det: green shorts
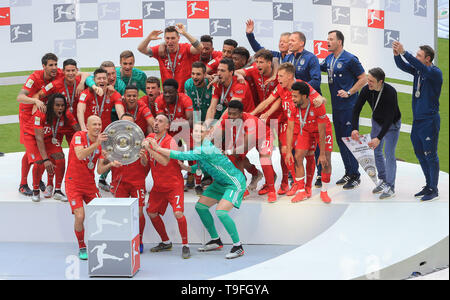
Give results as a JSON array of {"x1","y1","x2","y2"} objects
[{"x1": 202, "y1": 181, "x2": 245, "y2": 209}]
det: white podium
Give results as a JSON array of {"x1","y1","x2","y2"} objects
[{"x1": 86, "y1": 198, "x2": 140, "y2": 277}]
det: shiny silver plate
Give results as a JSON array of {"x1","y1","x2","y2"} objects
[{"x1": 101, "y1": 120, "x2": 145, "y2": 165}]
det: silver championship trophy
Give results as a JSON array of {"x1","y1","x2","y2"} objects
[{"x1": 102, "y1": 120, "x2": 145, "y2": 165}]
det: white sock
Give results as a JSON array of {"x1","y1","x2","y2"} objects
[
  {"x1": 295, "y1": 177, "x2": 304, "y2": 182},
  {"x1": 162, "y1": 240, "x2": 171, "y2": 245},
  {"x1": 182, "y1": 243, "x2": 189, "y2": 247},
  {"x1": 233, "y1": 241, "x2": 242, "y2": 247},
  {"x1": 321, "y1": 182, "x2": 328, "y2": 192}
]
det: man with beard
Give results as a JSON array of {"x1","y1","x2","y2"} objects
[
  {"x1": 139, "y1": 76, "x2": 161, "y2": 117},
  {"x1": 116, "y1": 86, "x2": 154, "y2": 135}
]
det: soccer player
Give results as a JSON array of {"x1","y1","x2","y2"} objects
[
  {"x1": 286, "y1": 82, "x2": 333, "y2": 203},
  {"x1": 78, "y1": 68, "x2": 124, "y2": 192},
  {"x1": 245, "y1": 19, "x2": 290, "y2": 64},
  {"x1": 320, "y1": 30, "x2": 367, "y2": 190},
  {"x1": 32, "y1": 59, "x2": 89, "y2": 197},
  {"x1": 117, "y1": 50, "x2": 147, "y2": 93},
  {"x1": 85, "y1": 61, "x2": 127, "y2": 96},
  {"x1": 252, "y1": 63, "x2": 325, "y2": 196},
  {"x1": 137, "y1": 24, "x2": 203, "y2": 92},
  {"x1": 184, "y1": 62, "x2": 214, "y2": 193},
  {"x1": 139, "y1": 76, "x2": 161, "y2": 117},
  {"x1": 192, "y1": 35, "x2": 222, "y2": 67},
  {"x1": 141, "y1": 114, "x2": 190, "y2": 259},
  {"x1": 65, "y1": 115, "x2": 114, "y2": 260},
  {"x1": 205, "y1": 58, "x2": 255, "y2": 124},
  {"x1": 17, "y1": 53, "x2": 64, "y2": 196},
  {"x1": 117, "y1": 86, "x2": 154, "y2": 135},
  {"x1": 77, "y1": 68, "x2": 124, "y2": 132},
  {"x1": 24, "y1": 93, "x2": 80, "y2": 202},
  {"x1": 206, "y1": 39, "x2": 238, "y2": 75},
  {"x1": 393, "y1": 41, "x2": 443, "y2": 201},
  {"x1": 147, "y1": 122, "x2": 246, "y2": 259},
  {"x1": 217, "y1": 100, "x2": 277, "y2": 203},
  {"x1": 98, "y1": 113, "x2": 150, "y2": 254}
]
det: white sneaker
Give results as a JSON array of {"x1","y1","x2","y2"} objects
[
  {"x1": 53, "y1": 190, "x2": 68, "y2": 202},
  {"x1": 31, "y1": 190, "x2": 40, "y2": 202},
  {"x1": 43, "y1": 185, "x2": 54, "y2": 198},
  {"x1": 379, "y1": 186, "x2": 396, "y2": 200},
  {"x1": 248, "y1": 170, "x2": 263, "y2": 191},
  {"x1": 225, "y1": 245, "x2": 245, "y2": 259}
]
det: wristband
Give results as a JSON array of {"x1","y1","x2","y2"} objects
[{"x1": 43, "y1": 158, "x2": 50, "y2": 163}]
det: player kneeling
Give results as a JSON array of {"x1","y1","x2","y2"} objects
[
  {"x1": 286, "y1": 82, "x2": 333, "y2": 204},
  {"x1": 147, "y1": 122, "x2": 246, "y2": 259}
]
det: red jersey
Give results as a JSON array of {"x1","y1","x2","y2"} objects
[
  {"x1": 150, "y1": 43, "x2": 194, "y2": 93},
  {"x1": 111, "y1": 159, "x2": 150, "y2": 186},
  {"x1": 79, "y1": 88, "x2": 123, "y2": 131},
  {"x1": 20, "y1": 69, "x2": 65, "y2": 115},
  {"x1": 242, "y1": 64, "x2": 281, "y2": 120},
  {"x1": 206, "y1": 56, "x2": 221, "y2": 74},
  {"x1": 139, "y1": 95, "x2": 158, "y2": 118},
  {"x1": 118, "y1": 101, "x2": 153, "y2": 136},
  {"x1": 288, "y1": 99, "x2": 332, "y2": 134},
  {"x1": 271, "y1": 80, "x2": 320, "y2": 123},
  {"x1": 220, "y1": 112, "x2": 268, "y2": 146},
  {"x1": 66, "y1": 131, "x2": 102, "y2": 189},
  {"x1": 212, "y1": 76, "x2": 255, "y2": 113},
  {"x1": 40, "y1": 76, "x2": 83, "y2": 120},
  {"x1": 155, "y1": 93, "x2": 193, "y2": 135},
  {"x1": 146, "y1": 133, "x2": 184, "y2": 192},
  {"x1": 27, "y1": 110, "x2": 77, "y2": 139},
  {"x1": 193, "y1": 51, "x2": 222, "y2": 68}
]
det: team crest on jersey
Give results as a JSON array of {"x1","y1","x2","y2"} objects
[
  {"x1": 337, "y1": 63, "x2": 343, "y2": 69},
  {"x1": 25, "y1": 79, "x2": 34, "y2": 88},
  {"x1": 310, "y1": 112, "x2": 314, "y2": 117},
  {"x1": 300, "y1": 59, "x2": 305, "y2": 65},
  {"x1": 75, "y1": 136, "x2": 82, "y2": 145}
]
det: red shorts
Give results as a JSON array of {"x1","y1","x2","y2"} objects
[
  {"x1": 111, "y1": 181, "x2": 146, "y2": 207},
  {"x1": 295, "y1": 130, "x2": 333, "y2": 152},
  {"x1": 23, "y1": 134, "x2": 63, "y2": 163},
  {"x1": 278, "y1": 122, "x2": 298, "y2": 149},
  {"x1": 146, "y1": 186, "x2": 184, "y2": 216},
  {"x1": 65, "y1": 182, "x2": 100, "y2": 214}
]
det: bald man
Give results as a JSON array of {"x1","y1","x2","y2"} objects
[{"x1": 65, "y1": 115, "x2": 118, "y2": 260}]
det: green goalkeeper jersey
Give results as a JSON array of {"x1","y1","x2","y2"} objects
[{"x1": 170, "y1": 139, "x2": 246, "y2": 189}]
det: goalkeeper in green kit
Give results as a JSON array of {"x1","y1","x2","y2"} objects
[{"x1": 145, "y1": 122, "x2": 246, "y2": 259}]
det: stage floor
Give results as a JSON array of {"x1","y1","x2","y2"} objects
[{"x1": 0, "y1": 149, "x2": 448, "y2": 280}]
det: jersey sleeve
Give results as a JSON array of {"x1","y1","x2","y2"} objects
[
  {"x1": 155, "y1": 96, "x2": 164, "y2": 114},
  {"x1": 33, "y1": 111, "x2": 46, "y2": 130},
  {"x1": 150, "y1": 45, "x2": 161, "y2": 59},
  {"x1": 315, "y1": 104, "x2": 328, "y2": 124},
  {"x1": 271, "y1": 85, "x2": 282, "y2": 99},
  {"x1": 141, "y1": 105, "x2": 153, "y2": 120},
  {"x1": 41, "y1": 81, "x2": 56, "y2": 97},
  {"x1": 23, "y1": 73, "x2": 40, "y2": 95},
  {"x1": 112, "y1": 92, "x2": 123, "y2": 105},
  {"x1": 170, "y1": 149, "x2": 202, "y2": 161},
  {"x1": 231, "y1": 83, "x2": 246, "y2": 100},
  {"x1": 349, "y1": 55, "x2": 366, "y2": 77},
  {"x1": 79, "y1": 89, "x2": 90, "y2": 104}
]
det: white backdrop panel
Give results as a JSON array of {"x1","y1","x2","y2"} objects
[{"x1": 0, "y1": 0, "x2": 436, "y2": 81}]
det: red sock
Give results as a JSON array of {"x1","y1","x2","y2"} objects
[
  {"x1": 150, "y1": 215, "x2": 169, "y2": 242},
  {"x1": 261, "y1": 164, "x2": 275, "y2": 190},
  {"x1": 75, "y1": 229, "x2": 86, "y2": 249},
  {"x1": 139, "y1": 214, "x2": 146, "y2": 244},
  {"x1": 47, "y1": 172, "x2": 54, "y2": 188},
  {"x1": 21, "y1": 154, "x2": 30, "y2": 185},
  {"x1": 176, "y1": 215, "x2": 188, "y2": 245},
  {"x1": 305, "y1": 155, "x2": 315, "y2": 189},
  {"x1": 55, "y1": 159, "x2": 65, "y2": 190},
  {"x1": 194, "y1": 174, "x2": 202, "y2": 185},
  {"x1": 321, "y1": 172, "x2": 331, "y2": 184},
  {"x1": 280, "y1": 154, "x2": 289, "y2": 185},
  {"x1": 246, "y1": 164, "x2": 259, "y2": 177},
  {"x1": 32, "y1": 163, "x2": 45, "y2": 190}
]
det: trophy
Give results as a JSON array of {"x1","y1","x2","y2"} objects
[{"x1": 102, "y1": 120, "x2": 145, "y2": 165}]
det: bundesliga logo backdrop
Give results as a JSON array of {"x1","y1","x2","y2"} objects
[{"x1": 0, "y1": 0, "x2": 432, "y2": 69}]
